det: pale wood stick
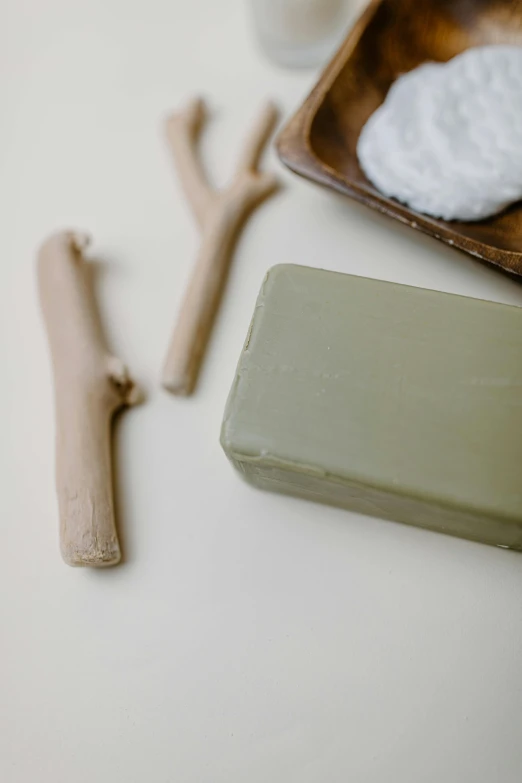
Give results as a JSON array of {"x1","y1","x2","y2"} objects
[
  {"x1": 38, "y1": 231, "x2": 140, "y2": 567},
  {"x1": 162, "y1": 98, "x2": 279, "y2": 396}
]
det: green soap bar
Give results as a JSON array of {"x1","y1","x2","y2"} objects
[{"x1": 221, "y1": 264, "x2": 522, "y2": 550}]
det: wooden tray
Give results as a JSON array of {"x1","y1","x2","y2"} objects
[{"x1": 276, "y1": 0, "x2": 522, "y2": 276}]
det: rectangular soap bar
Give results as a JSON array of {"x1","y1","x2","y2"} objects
[{"x1": 221, "y1": 264, "x2": 522, "y2": 550}]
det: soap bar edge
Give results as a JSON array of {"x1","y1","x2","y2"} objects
[
  {"x1": 228, "y1": 455, "x2": 522, "y2": 551},
  {"x1": 221, "y1": 264, "x2": 288, "y2": 457}
]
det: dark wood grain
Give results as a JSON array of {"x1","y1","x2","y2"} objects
[{"x1": 276, "y1": 0, "x2": 522, "y2": 276}]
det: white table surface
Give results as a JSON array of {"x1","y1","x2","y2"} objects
[{"x1": 3, "y1": 1, "x2": 522, "y2": 781}]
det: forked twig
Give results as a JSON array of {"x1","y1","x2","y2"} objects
[{"x1": 162, "y1": 98, "x2": 279, "y2": 395}]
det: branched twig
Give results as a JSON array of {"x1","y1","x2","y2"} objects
[{"x1": 162, "y1": 98, "x2": 279, "y2": 395}]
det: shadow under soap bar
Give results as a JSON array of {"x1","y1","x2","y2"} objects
[{"x1": 221, "y1": 265, "x2": 522, "y2": 550}]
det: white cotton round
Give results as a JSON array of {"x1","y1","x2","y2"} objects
[{"x1": 356, "y1": 45, "x2": 522, "y2": 222}]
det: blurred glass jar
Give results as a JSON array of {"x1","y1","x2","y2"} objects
[{"x1": 249, "y1": 0, "x2": 350, "y2": 68}]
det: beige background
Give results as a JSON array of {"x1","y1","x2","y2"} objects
[{"x1": 2, "y1": 1, "x2": 522, "y2": 781}]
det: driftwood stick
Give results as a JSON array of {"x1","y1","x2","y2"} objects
[
  {"x1": 162, "y1": 98, "x2": 279, "y2": 396},
  {"x1": 38, "y1": 231, "x2": 140, "y2": 567}
]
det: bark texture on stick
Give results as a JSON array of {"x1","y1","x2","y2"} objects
[
  {"x1": 38, "y1": 231, "x2": 139, "y2": 567},
  {"x1": 162, "y1": 98, "x2": 279, "y2": 396}
]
